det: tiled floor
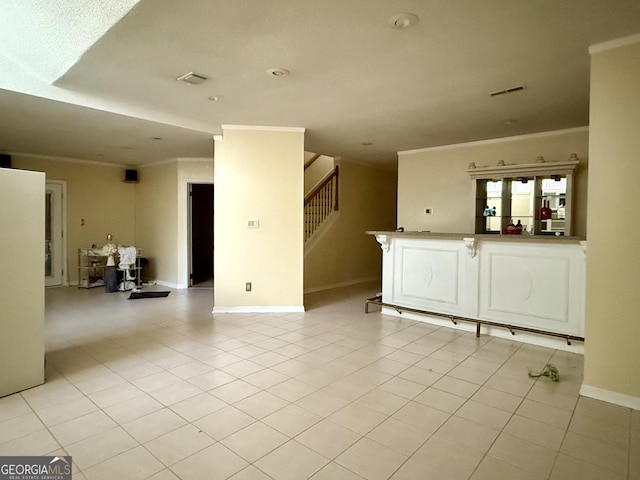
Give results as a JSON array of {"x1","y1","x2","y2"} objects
[{"x1": 1, "y1": 283, "x2": 638, "y2": 479}]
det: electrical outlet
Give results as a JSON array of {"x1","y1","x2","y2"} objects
[
  {"x1": 425, "y1": 208, "x2": 433, "y2": 215},
  {"x1": 247, "y1": 219, "x2": 260, "y2": 228},
  {"x1": 245, "y1": 282, "x2": 252, "y2": 292}
]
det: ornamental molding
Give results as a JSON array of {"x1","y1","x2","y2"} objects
[
  {"x1": 375, "y1": 234, "x2": 390, "y2": 252},
  {"x1": 463, "y1": 237, "x2": 476, "y2": 257}
]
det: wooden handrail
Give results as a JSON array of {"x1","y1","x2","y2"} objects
[
  {"x1": 304, "y1": 166, "x2": 339, "y2": 210},
  {"x1": 304, "y1": 154, "x2": 321, "y2": 171}
]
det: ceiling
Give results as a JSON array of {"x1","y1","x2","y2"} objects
[{"x1": 1, "y1": 0, "x2": 639, "y2": 168}]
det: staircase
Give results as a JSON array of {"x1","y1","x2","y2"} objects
[{"x1": 304, "y1": 158, "x2": 339, "y2": 243}]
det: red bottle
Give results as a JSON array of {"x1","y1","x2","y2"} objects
[
  {"x1": 515, "y1": 220, "x2": 523, "y2": 234},
  {"x1": 540, "y1": 200, "x2": 552, "y2": 220}
]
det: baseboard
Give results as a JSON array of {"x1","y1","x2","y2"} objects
[
  {"x1": 579, "y1": 384, "x2": 640, "y2": 410},
  {"x1": 70, "y1": 279, "x2": 186, "y2": 290},
  {"x1": 304, "y1": 276, "x2": 380, "y2": 294},
  {"x1": 157, "y1": 280, "x2": 186, "y2": 289},
  {"x1": 212, "y1": 305, "x2": 305, "y2": 314}
]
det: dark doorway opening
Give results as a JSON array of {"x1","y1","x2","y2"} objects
[{"x1": 189, "y1": 183, "x2": 214, "y2": 287}]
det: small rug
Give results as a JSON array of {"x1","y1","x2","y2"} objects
[{"x1": 128, "y1": 291, "x2": 171, "y2": 299}]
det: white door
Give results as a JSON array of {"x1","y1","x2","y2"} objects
[{"x1": 45, "y1": 182, "x2": 64, "y2": 286}]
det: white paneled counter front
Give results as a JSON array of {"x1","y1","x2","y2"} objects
[{"x1": 369, "y1": 232, "x2": 586, "y2": 351}]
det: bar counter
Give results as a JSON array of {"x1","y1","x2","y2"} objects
[{"x1": 367, "y1": 231, "x2": 586, "y2": 352}]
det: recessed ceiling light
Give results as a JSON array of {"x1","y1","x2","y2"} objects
[
  {"x1": 176, "y1": 71, "x2": 209, "y2": 85},
  {"x1": 362, "y1": 142, "x2": 373, "y2": 146},
  {"x1": 266, "y1": 68, "x2": 290, "y2": 77},
  {"x1": 208, "y1": 96, "x2": 221, "y2": 102},
  {"x1": 388, "y1": 13, "x2": 419, "y2": 29},
  {"x1": 153, "y1": 137, "x2": 163, "y2": 141},
  {"x1": 502, "y1": 119, "x2": 518, "y2": 126}
]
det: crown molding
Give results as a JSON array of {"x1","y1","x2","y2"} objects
[
  {"x1": 9, "y1": 151, "x2": 125, "y2": 168},
  {"x1": 589, "y1": 33, "x2": 640, "y2": 54},
  {"x1": 398, "y1": 127, "x2": 589, "y2": 156},
  {"x1": 466, "y1": 159, "x2": 579, "y2": 180},
  {"x1": 221, "y1": 124, "x2": 305, "y2": 133}
]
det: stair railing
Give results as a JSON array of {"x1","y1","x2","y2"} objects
[{"x1": 304, "y1": 166, "x2": 339, "y2": 242}]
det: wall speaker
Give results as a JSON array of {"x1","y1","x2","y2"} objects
[
  {"x1": 124, "y1": 169, "x2": 139, "y2": 183},
  {"x1": 0, "y1": 154, "x2": 11, "y2": 168}
]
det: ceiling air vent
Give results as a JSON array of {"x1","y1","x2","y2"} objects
[
  {"x1": 176, "y1": 71, "x2": 208, "y2": 85},
  {"x1": 489, "y1": 85, "x2": 525, "y2": 97}
]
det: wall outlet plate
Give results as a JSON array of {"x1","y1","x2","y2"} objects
[
  {"x1": 247, "y1": 219, "x2": 260, "y2": 228},
  {"x1": 245, "y1": 282, "x2": 252, "y2": 292},
  {"x1": 425, "y1": 208, "x2": 433, "y2": 214}
]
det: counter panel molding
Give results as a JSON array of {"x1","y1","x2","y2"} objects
[
  {"x1": 395, "y1": 242, "x2": 463, "y2": 309},
  {"x1": 479, "y1": 244, "x2": 582, "y2": 335}
]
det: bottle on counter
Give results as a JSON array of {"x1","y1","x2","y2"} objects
[
  {"x1": 540, "y1": 200, "x2": 552, "y2": 220},
  {"x1": 505, "y1": 218, "x2": 516, "y2": 234},
  {"x1": 515, "y1": 220, "x2": 523, "y2": 234}
]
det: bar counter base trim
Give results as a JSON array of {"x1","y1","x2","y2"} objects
[{"x1": 365, "y1": 295, "x2": 584, "y2": 353}]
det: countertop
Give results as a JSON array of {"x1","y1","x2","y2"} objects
[{"x1": 366, "y1": 231, "x2": 586, "y2": 243}]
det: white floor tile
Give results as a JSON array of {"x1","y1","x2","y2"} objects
[{"x1": 35, "y1": 285, "x2": 636, "y2": 480}]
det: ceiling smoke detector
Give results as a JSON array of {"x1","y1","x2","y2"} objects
[
  {"x1": 176, "y1": 71, "x2": 209, "y2": 85},
  {"x1": 388, "y1": 13, "x2": 419, "y2": 29},
  {"x1": 266, "y1": 68, "x2": 290, "y2": 77}
]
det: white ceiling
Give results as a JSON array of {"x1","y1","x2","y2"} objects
[{"x1": 1, "y1": 0, "x2": 639, "y2": 168}]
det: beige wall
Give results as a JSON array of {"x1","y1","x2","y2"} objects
[
  {"x1": 584, "y1": 38, "x2": 640, "y2": 404},
  {"x1": 13, "y1": 155, "x2": 135, "y2": 284},
  {"x1": 304, "y1": 159, "x2": 397, "y2": 292},
  {"x1": 135, "y1": 161, "x2": 178, "y2": 285},
  {"x1": 397, "y1": 128, "x2": 589, "y2": 237},
  {"x1": 304, "y1": 154, "x2": 335, "y2": 196},
  {"x1": 214, "y1": 126, "x2": 304, "y2": 310},
  {"x1": 12, "y1": 155, "x2": 213, "y2": 288},
  {"x1": 0, "y1": 168, "x2": 44, "y2": 396}
]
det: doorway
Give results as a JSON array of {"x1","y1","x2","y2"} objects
[
  {"x1": 188, "y1": 183, "x2": 214, "y2": 287},
  {"x1": 45, "y1": 180, "x2": 66, "y2": 286}
]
